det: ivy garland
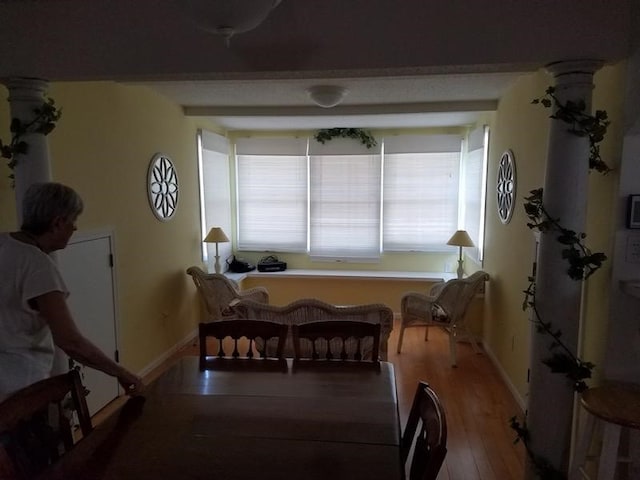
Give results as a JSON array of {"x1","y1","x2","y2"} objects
[
  {"x1": 532, "y1": 86, "x2": 611, "y2": 174},
  {"x1": 510, "y1": 87, "x2": 611, "y2": 480},
  {"x1": 1, "y1": 98, "x2": 62, "y2": 181},
  {"x1": 313, "y1": 128, "x2": 377, "y2": 149}
]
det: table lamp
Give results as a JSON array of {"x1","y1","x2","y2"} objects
[
  {"x1": 447, "y1": 230, "x2": 475, "y2": 279},
  {"x1": 204, "y1": 227, "x2": 230, "y2": 274}
]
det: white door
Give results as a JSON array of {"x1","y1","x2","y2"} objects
[{"x1": 57, "y1": 233, "x2": 120, "y2": 416}]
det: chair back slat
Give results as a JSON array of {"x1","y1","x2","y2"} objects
[
  {"x1": 0, "y1": 370, "x2": 92, "y2": 480},
  {"x1": 292, "y1": 320, "x2": 381, "y2": 362},
  {"x1": 401, "y1": 381, "x2": 448, "y2": 480},
  {"x1": 199, "y1": 319, "x2": 288, "y2": 369}
]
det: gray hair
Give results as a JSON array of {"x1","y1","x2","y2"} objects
[{"x1": 21, "y1": 182, "x2": 84, "y2": 234}]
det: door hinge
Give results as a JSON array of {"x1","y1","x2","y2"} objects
[
  {"x1": 109, "y1": 254, "x2": 114, "y2": 267},
  {"x1": 114, "y1": 349, "x2": 119, "y2": 362},
  {"x1": 527, "y1": 368, "x2": 530, "y2": 383}
]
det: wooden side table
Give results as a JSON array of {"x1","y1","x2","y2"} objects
[{"x1": 570, "y1": 383, "x2": 640, "y2": 480}]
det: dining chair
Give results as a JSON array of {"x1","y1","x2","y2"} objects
[
  {"x1": 0, "y1": 369, "x2": 92, "y2": 480},
  {"x1": 401, "y1": 381, "x2": 448, "y2": 480},
  {"x1": 186, "y1": 266, "x2": 269, "y2": 321},
  {"x1": 199, "y1": 319, "x2": 288, "y2": 369},
  {"x1": 397, "y1": 270, "x2": 489, "y2": 366},
  {"x1": 291, "y1": 320, "x2": 381, "y2": 361}
]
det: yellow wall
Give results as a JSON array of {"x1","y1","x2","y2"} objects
[
  {"x1": 483, "y1": 64, "x2": 625, "y2": 403},
  {"x1": 0, "y1": 81, "x2": 218, "y2": 373}
]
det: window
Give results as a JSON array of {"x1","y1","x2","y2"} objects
[
  {"x1": 236, "y1": 137, "x2": 308, "y2": 252},
  {"x1": 308, "y1": 138, "x2": 382, "y2": 260},
  {"x1": 461, "y1": 126, "x2": 489, "y2": 261},
  {"x1": 383, "y1": 135, "x2": 461, "y2": 251},
  {"x1": 198, "y1": 130, "x2": 232, "y2": 264},
  {"x1": 233, "y1": 134, "x2": 465, "y2": 259}
]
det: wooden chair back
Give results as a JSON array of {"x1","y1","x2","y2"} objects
[
  {"x1": 401, "y1": 381, "x2": 448, "y2": 480},
  {"x1": 0, "y1": 370, "x2": 92, "y2": 480},
  {"x1": 199, "y1": 319, "x2": 288, "y2": 369},
  {"x1": 291, "y1": 320, "x2": 381, "y2": 361}
]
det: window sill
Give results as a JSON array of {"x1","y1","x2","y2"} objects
[{"x1": 225, "y1": 269, "x2": 455, "y2": 283}]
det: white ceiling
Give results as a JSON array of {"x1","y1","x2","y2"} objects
[
  {"x1": 0, "y1": 0, "x2": 632, "y2": 132},
  {"x1": 134, "y1": 72, "x2": 523, "y2": 130}
]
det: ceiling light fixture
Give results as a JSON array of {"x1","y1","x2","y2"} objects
[
  {"x1": 183, "y1": 0, "x2": 283, "y2": 46},
  {"x1": 307, "y1": 85, "x2": 348, "y2": 108}
]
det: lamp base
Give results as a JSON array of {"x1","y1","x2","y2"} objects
[
  {"x1": 456, "y1": 258, "x2": 464, "y2": 279},
  {"x1": 214, "y1": 255, "x2": 222, "y2": 274}
]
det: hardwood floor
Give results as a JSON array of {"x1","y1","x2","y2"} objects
[
  {"x1": 94, "y1": 319, "x2": 525, "y2": 480},
  {"x1": 389, "y1": 320, "x2": 525, "y2": 480}
]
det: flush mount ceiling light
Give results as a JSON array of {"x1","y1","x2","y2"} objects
[
  {"x1": 183, "y1": 0, "x2": 282, "y2": 45},
  {"x1": 307, "y1": 85, "x2": 348, "y2": 108}
]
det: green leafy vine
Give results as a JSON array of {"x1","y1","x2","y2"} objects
[
  {"x1": 523, "y1": 188, "x2": 607, "y2": 281},
  {"x1": 510, "y1": 87, "x2": 611, "y2": 479},
  {"x1": 313, "y1": 128, "x2": 377, "y2": 149},
  {"x1": 1, "y1": 97, "x2": 62, "y2": 180},
  {"x1": 532, "y1": 86, "x2": 611, "y2": 174},
  {"x1": 510, "y1": 417, "x2": 567, "y2": 480}
]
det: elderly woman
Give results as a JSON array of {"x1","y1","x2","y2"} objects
[{"x1": 0, "y1": 182, "x2": 143, "y2": 400}]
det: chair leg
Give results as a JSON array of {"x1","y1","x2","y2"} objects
[
  {"x1": 630, "y1": 429, "x2": 640, "y2": 479},
  {"x1": 598, "y1": 422, "x2": 622, "y2": 480},
  {"x1": 466, "y1": 329, "x2": 481, "y2": 354},
  {"x1": 569, "y1": 408, "x2": 597, "y2": 480},
  {"x1": 397, "y1": 325, "x2": 406, "y2": 354},
  {"x1": 449, "y1": 327, "x2": 457, "y2": 367}
]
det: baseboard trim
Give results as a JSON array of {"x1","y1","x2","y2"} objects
[
  {"x1": 483, "y1": 342, "x2": 527, "y2": 412},
  {"x1": 138, "y1": 327, "x2": 198, "y2": 378}
]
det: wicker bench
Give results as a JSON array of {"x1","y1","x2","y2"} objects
[{"x1": 230, "y1": 297, "x2": 394, "y2": 361}]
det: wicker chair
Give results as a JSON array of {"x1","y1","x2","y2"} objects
[
  {"x1": 397, "y1": 271, "x2": 489, "y2": 366},
  {"x1": 231, "y1": 298, "x2": 394, "y2": 361},
  {"x1": 186, "y1": 266, "x2": 269, "y2": 321}
]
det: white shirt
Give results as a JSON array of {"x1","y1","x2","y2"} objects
[{"x1": 0, "y1": 233, "x2": 68, "y2": 399}]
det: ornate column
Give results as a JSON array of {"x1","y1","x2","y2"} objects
[
  {"x1": 526, "y1": 60, "x2": 601, "y2": 477},
  {"x1": 6, "y1": 77, "x2": 53, "y2": 223}
]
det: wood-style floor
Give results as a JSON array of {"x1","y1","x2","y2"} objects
[
  {"x1": 95, "y1": 319, "x2": 525, "y2": 480},
  {"x1": 388, "y1": 321, "x2": 525, "y2": 480}
]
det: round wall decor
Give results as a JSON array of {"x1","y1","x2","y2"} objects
[
  {"x1": 147, "y1": 153, "x2": 179, "y2": 221},
  {"x1": 496, "y1": 150, "x2": 516, "y2": 224}
]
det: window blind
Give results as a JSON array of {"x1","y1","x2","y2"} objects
[
  {"x1": 308, "y1": 138, "x2": 382, "y2": 260},
  {"x1": 383, "y1": 135, "x2": 462, "y2": 251},
  {"x1": 236, "y1": 137, "x2": 308, "y2": 251},
  {"x1": 199, "y1": 130, "x2": 232, "y2": 263},
  {"x1": 462, "y1": 126, "x2": 489, "y2": 261}
]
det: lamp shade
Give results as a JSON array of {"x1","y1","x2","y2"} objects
[
  {"x1": 446, "y1": 230, "x2": 474, "y2": 248},
  {"x1": 204, "y1": 227, "x2": 230, "y2": 243},
  {"x1": 183, "y1": 0, "x2": 282, "y2": 41}
]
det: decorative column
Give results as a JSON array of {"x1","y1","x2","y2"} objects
[
  {"x1": 525, "y1": 60, "x2": 601, "y2": 477},
  {"x1": 6, "y1": 77, "x2": 53, "y2": 224}
]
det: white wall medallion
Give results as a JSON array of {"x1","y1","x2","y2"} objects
[
  {"x1": 147, "y1": 153, "x2": 179, "y2": 221},
  {"x1": 496, "y1": 150, "x2": 516, "y2": 224}
]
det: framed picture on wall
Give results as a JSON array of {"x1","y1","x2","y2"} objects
[{"x1": 628, "y1": 195, "x2": 640, "y2": 229}]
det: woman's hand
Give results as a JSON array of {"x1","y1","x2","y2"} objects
[{"x1": 118, "y1": 370, "x2": 145, "y2": 396}]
